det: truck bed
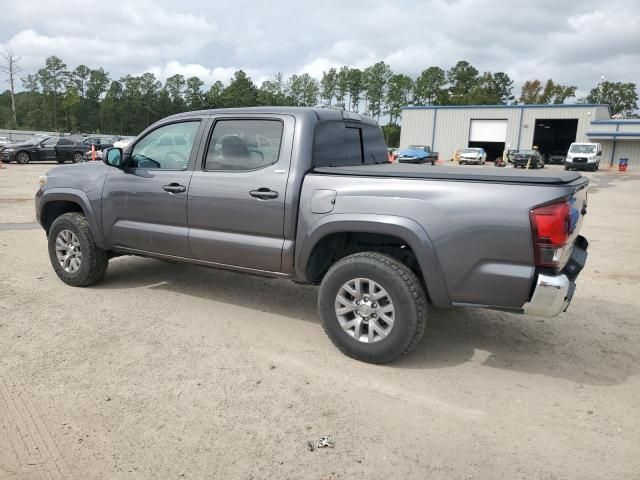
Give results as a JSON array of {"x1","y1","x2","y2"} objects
[{"x1": 313, "y1": 164, "x2": 584, "y2": 185}]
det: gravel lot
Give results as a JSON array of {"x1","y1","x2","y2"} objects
[{"x1": 1, "y1": 161, "x2": 639, "y2": 479}]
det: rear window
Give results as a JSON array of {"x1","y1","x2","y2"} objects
[{"x1": 313, "y1": 121, "x2": 387, "y2": 167}]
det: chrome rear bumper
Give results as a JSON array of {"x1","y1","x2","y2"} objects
[
  {"x1": 523, "y1": 273, "x2": 573, "y2": 317},
  {"x1": 522, "y1": 235, "x2": 588, "y2": 317}
]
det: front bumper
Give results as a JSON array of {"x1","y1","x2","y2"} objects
[
  {"x1": 522, "y1": 235, "x2": 588, "y2": 317},
  {"x1": 398, "y1": 157, "x2": 424, "y2": 164},
  {"x1": 1, "y1": 150, "x2": 15, "y2": 162}
]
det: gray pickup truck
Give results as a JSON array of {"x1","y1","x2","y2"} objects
[{"x1": 35, "y1": 107, "x2": 589, "y2": 363}]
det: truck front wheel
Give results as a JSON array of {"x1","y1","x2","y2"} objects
[
  {"x1": 318, "y1": 252, "x2": 428, "y2": 364},
  {"x1": 48, "y1": 212, "x2": 109, "y2": 287}
]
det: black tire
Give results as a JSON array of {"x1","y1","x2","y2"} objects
[
  {"x1": 15, "y1": 151, "x2": 30, "y2": 164},
  {"x1": 57, "y1": 159, "x2": 66, "y2": 164},
  {"x1": 564, "y1": 165, "x2": 570, "y2": 170},
  {"x1": 318, "y1": 252, "x2": 428, "y2": 364},
  {"x1": 72, "y1": 151, "x2": 84, "y2": 163},
  {"x1": 48, "y1": 212, "x2": 109, "y2": 287}
]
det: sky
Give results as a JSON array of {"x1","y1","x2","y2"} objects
[{"x1": 1, "y1": 0, "x2": 639, "y2": 98}]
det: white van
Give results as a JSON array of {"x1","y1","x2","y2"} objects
[{"x1": 565, "y1": 142, "x2": 602, "y2": 171}]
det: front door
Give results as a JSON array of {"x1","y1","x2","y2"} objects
[
  {"x1": 101, "y1": 120, "x2": 204, "y2": 257},
  {"x1": 187, "y1": 115, "x2": 294, "y2": 272}
]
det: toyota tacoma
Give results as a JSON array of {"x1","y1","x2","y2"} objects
[{"x1": 35, "y1": 107, "x2": 589, "y2": 363}]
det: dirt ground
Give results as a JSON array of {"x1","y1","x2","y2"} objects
[{"x1": 1, "y1": 161, "x2": 639, "y2": 480}]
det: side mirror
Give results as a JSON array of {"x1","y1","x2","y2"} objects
[
  {"x1": 103, "y1": 147, "x2": 123, "y2": 168},
  {"x1": 597, "y1": 151, "x2": 602, "y2": 156}
]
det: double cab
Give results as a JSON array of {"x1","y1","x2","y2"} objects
[{"x1": 36, "y1": 107, "x2": 589, "y2": 363}]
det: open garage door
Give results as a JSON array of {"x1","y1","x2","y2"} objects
[
  {"x1": 468, "y1": 119, "x2": 507, "y2": 161},
  {"x1": 533, "y1": 119, "x2": 578, "y2": 163}
]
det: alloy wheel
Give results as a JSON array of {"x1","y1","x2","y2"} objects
[
  {"x1": 335, "y1": 277, "x2": 395, "y2": 343},
  {"x1": 55, "y1": 229, "x2": 82, "y2": 273}
]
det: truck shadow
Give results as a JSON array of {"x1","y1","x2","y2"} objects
[{"x1": 98, "y1": 256, "x2": 638, "y2": 386}]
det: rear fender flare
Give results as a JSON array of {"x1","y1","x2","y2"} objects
[{"x1": 296, "y1": 213, "x2": 451, "y2": 308}]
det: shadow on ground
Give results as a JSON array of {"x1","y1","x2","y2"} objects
[{"x1": 97, "y1": 256, "x2": 639, "y2": 386}]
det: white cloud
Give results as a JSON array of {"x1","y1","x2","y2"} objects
[{"x1": 0, "y1": 0, "x2": 638, "y2": 97}]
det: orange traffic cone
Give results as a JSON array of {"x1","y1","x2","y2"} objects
[{"x1": 91, "y1": 144, "x2": 96, "y2": 161}]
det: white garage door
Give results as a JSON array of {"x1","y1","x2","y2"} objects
[{"x1": 469, "y1": 119, "x2": 508, "y2": 142}]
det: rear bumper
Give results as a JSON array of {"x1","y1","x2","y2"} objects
[{"x1": 522, "y1": 235, "x2": 588, "y2": 317}]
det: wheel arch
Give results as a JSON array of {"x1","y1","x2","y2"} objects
[
  {"x1": 296, "y1": 214, "x2": 451, "y2": 308},
  {"x1": 38, "y1": 189, "x2": 106, "y2": 248}
]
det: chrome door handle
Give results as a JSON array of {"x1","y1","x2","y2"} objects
[{"x1": 163, "y1": 183, "x2": 186, "y2": 194}]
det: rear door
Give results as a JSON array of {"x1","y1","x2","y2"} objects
[
  {"x1": 37, "y1": 137, "x2": 58, "y2": 161},
  {"x1": 187, "y1": 114, "x2": 294, "y2": 272},
  {"x1": 101, "y1": 119, "x2": 205, "y2": 257},
  {"x1": 55, "y1": 138, "x2": 76, "y2": 161}
]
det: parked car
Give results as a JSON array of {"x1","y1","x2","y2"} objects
[
  {"x1": 81, "y1": 135, "x2": 117, "y2": 151},
  {"x1": 396, "y1": 145, "x2": 438, "y2": 165},
  {"x1": 1, "y1": 136, "x2": 86, "y2": 164},
  {"x1": 512, "y1": 149, "x2": 545, "y2": 169},
  {"x1": 546, "y1": 151, "x2": 567, "y2": 165},
  {"x1": 565, "y1": 142, "x2": 602, "y2": 171},
  {"x1": 459, "y1": 148, "x2": 487, "y2": 165},
  {"x1": 35, "y1": 107, "x2": 589, "y2": 364},
  {"x1": 113, "y1": 136, "x2": 135, "y2": 149},
  {"x1": 0, "y1": 136, "x2": 8, "y2": 148}
]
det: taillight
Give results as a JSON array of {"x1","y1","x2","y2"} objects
[{"x1": 530, "y1": 202, "x2": 571, "y2": 268}]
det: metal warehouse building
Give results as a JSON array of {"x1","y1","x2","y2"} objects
[{"x1": 400, "y1": 104, "x2": 640, "y2": 168}]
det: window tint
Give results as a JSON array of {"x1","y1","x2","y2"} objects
[
  {"x1": 313, "y1": 121, "x2": 387, "y2": 167},
  {"x1": 344, "y1": 127, "x2": 363, "y2": 164},
  {"x1": 58, "y1": 138, "x2": 75, "y2": 146},
  {"x1": 205, "y1": 119, "x2": 283, "y2": 171},
  {"x1": 131, "y1": 121, "x2": 200, "y2": 170}
]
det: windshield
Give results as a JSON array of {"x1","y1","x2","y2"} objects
[
  {"x1": 570, "y1": 144, "x2": 597, "y2": 154},
  {"x1": 407, "y1": 145, "x2": 427, "y2": 151},
  {"x1": 518, "y1": 150, "x2": 537, "y2": 155},
  {"x1": 462, "y1": 148, "x2": 480, "y2": 154}
]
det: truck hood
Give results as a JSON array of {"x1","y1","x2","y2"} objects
[{"x1": 44, "y1": 161, "x2": 110, "y2": 190}]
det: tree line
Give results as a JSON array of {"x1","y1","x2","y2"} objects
[{"x1": 0, "y1": 52, "x2": 638, "y2": 137}]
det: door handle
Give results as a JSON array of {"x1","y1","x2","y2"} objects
[
  {"x1": 249, "y1": 188, "x2": 279, "y2": 200},
  {"x1": 163, "y1": 183, "x2": 186, "y2": 194}
]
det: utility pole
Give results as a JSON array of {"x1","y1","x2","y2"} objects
[{"x1": 0, "y1": 49, "x2": 21, "y2": 125}]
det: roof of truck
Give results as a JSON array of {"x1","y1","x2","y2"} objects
[{"x1": 165, "y1": 107, "x2": 380, "y2": 126}]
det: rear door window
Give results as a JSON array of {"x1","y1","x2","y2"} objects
[{"x1": 204, "y1": 119, "x2": 284, "y2": 171}]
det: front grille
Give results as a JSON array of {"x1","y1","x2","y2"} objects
[{"x1": 573, "y1": 157, "x2": 587, "y2": 163}]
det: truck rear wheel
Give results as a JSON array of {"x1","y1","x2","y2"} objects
[
  {"x1": 48, "y1": 212, "x2": 109, "y2": 287},
  {"x1": 318, "y1": 252, "x2": 427, "y2": 364}
]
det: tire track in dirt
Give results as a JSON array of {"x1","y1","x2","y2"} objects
[{"x1": 0, "y1": 362, "x2": 74, "y2": 479}]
